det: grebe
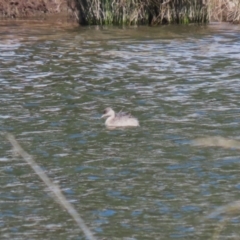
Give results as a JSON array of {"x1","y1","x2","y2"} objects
[{"x1": 101, "y1": 107, "x2": 139, "y2": 127}]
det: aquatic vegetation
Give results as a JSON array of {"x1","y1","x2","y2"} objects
[
  {"x1": 209, "y1": 0, "x2": 240, "y2": 23},
  {"x1": 0, "y1": 0, "x2": 239, "y2": 25},
  {"x1": 73, "y1": 0, "x2": 240, "y2": 25},
  {"x1": 74, "y1": 0, "x2": 209, "y2": 25}
]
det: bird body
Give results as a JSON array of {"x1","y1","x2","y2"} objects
[{"x1": 101, "y1": 108, "x2": 139, "y2": 128}]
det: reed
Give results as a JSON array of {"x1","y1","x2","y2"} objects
[
  {"x1": 74, "y1": 0, "x2": 209, "y2": 25},
  {"x1": 209, "y1": 0, "x2": 240, "y2": 23},
  {"x1": 208, "y1": 200, "x2": 240, "y2": 240},
  {"x1": 152, "y1": 0, "x2": 209, "y2": 24},
  {"x1": 4, "y1": 133, "x2": 96, "y2": 240},
  {"x1": 0, "y1": 0, "x2": 240, "y2": 24},
  {"x1": 74, "y1": 0, "x2": 147, "y2": 25}
]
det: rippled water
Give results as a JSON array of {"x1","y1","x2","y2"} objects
[{"x1": 1, "y1": 20, "x2": 240, "y2": 239}]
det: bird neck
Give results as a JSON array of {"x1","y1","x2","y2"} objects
[{"x1": 106, "y1": 113, "x2": 115, "y2": 125}]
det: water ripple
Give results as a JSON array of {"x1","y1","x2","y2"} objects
[{"x1": 1, "y1": 22, "x2": 240, "y2": 239}]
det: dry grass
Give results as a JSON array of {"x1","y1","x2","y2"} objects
[
  {"x1": 0, "y1": 0, "x2": 239, "y2": 25},
  {"x1": 0, "y1": 0, "x2": 69, "y2": 18},
  {"x1": 209, "y1": 0, "x2": 240, "y2": 23},
  {"x1": 73, "y1": 0, "x2": 148, "y2": 25},
  {"x1": 208, "y1": 200, "x2": 240, "y2": 240},
  {"x1": 4, "y1": 133, "x2": 96, "y2": 240},
  {"x1": 73, "y1": 0, "x2": 208, "y2": 25}
]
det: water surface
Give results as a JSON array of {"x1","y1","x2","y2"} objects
[{"x1": 1, "y1": 21, "x2": 240, "y2": 239}]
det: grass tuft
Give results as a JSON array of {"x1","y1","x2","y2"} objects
[{"x1": 74, "y1": 0, "x2": 209, "y2": 25}]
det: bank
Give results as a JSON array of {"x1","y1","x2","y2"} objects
[{"x1": 0, "y1": 0, "x2": 239, "y2": 25}]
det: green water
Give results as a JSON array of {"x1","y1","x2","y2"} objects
[{"x1": 1, "y1": 21, "x2": 240, "y2": 239}]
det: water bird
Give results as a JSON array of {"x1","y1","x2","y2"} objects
[{"x1": 101, "y1": 107, "x2": 139, "y2": 128}]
